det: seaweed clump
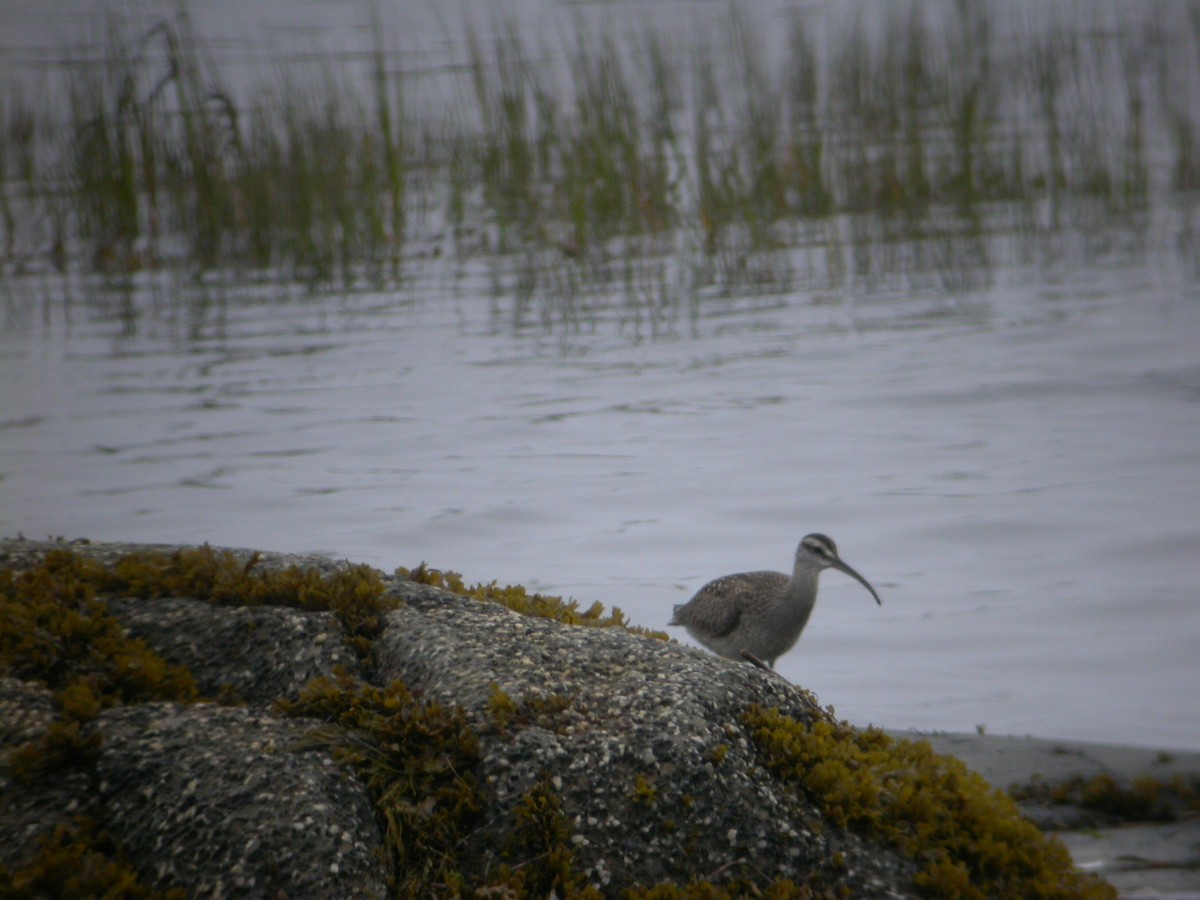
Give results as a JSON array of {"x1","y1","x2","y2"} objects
[
  {"x1": 0, "y1": 550, "x2": 198, "y2": 779},
  {"x1": 280, "y1": 673, "x2": 484, "y2": 895},
  {"x1": 399, "y1": 562, "x2": 668, "y2": 639},
  {"x1": 743, "y1": 706, "x2": 1117, "y2": 900},
  {"x1": 1011, "y1": 771, "x2": 1200, "y2": 826},
  {"x1": 485, "y1": 682, "x2": 573, "y2": 736},
  {"x1": 491, "y1": 777, "x2": 601, "y2": 900},
  {"x1": 0, "y1": 550, "x2": 198, "y2": 703},
  {"x1": 99, "y1": 546, "x2": 394, "y2": 659},
  {"x1": 0, "y1": 817, "x2": 185, "y2": 900}
]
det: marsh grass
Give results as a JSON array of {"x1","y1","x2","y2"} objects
[
  {"x1": 4, "y1": 12, "x2": 415, "y2": 286},
  {"x1": 1, "y1": 1, "x2": 1198, "y2": 298},
  {"x1": 467, "y1": 16, "x2": 540, "y2": 246},
  {"x1": 464, "y1": 17, "x2": 679, "y2": 256},
  {"x1": 0, "y1": 89, "x2": 35, "y2": 264}
]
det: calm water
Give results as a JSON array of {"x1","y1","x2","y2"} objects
[
  {"x1": 3, "y1": 1, "x2": 1200, "y2": 751},
  {"x1": 4, "y1": 220, "x2": 1199, "y2": 750}
]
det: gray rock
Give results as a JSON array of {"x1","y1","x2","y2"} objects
[
  {"x1": 104, "y1": 595, "x2": 359, "y2": 704},
  {"x1": 94, "y1": 703, "x2": 387, "y2": 899},
  {"x1": 375, "y1": 580, "x2": 918, "y2": 894},
  {"x1": 0, "y1": 679, "x2": 97, "y2": 872},
  {"x1": 6, "y1": 538, "x2": 1130, "y2": 898},
  {"x1": 0, "y1": 677, "x2": 56, "y2": 750}
]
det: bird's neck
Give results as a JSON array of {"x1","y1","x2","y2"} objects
[
  {"x1": 788, "y1": 563, "x2": 818, "y2": 587},
  {"x1": 785, "y1": 565, "x2": 819, "y2": 607}
]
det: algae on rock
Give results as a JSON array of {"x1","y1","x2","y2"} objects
[{"x1": 1, "y1": 539, "x2": 1118, "y2": 898}]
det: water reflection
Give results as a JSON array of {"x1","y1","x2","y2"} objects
[
  {"x1": 3, "y1": 1, "x2": 1200, "y2": 750},
  {"x1": 1, "y1": 190, "x2": 1178, "y2": 354},
  {"x1": 1, "y1": 2, "x2": 1195, "y2": 302}
]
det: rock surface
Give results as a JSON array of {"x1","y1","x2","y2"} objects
[
  {"x1": 93, "y1": 703, "x2": 386, "y2": 898},
  {"x1": 3, "y1": 538, "x2": 1168, "y2": 898},
  {"x1": 374, "y1": 581, "x2": 915, "y2": 893},
  {"x1": 0, "y1": 539, "x2": 922, "y2": 897},
  {"x1": 105, "y1": 595, "x2": 359, "y2": 705}
]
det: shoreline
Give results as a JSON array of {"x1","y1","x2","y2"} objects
[
  {"x1": 901, "y1": 730, "x2": 1200, "y2": 898},
  {"x1": 893, "y1": 730, "x2": 1200, "y2": 790}
]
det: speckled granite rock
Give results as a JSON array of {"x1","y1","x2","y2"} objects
[
  {"x1": 94, "y1": 703, "x2": 386, "y2": 898},
  {"x1": 0, "y1": 679, "x2": 95, "y2": 873},
  {"x1": 8, "y1": 537, "x2": 1094, "y2": 899},
  {"x1": 376, "y1": 582, "x2": 916, "y2": 893},
  {"x1": 0, "y1": 678, "x2": 56, "y2": 749},
  {"x1": 104, "y1": 596, "x2": 359, "y2": 704}
]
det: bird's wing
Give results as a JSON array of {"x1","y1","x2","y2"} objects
[{"x1": 679, "y1": 572, "x2": 781, "y2": 638}]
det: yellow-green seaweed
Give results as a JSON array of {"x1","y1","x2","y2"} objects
[
  {"x1": 0, "y1": 816, "x2": 186, "y2": 900},
  {"x1": 399, "y1": 562, "x2": 668, "y2": 640},
  {"x1": 1010, "y1": 771, "x2": 1200, "y2": 824},
  {"x1": 0, "y1": 551, "x2": 198, "y2": 704},
  {"x1": 280, "y1": 673, "x2": 484, "y2": 895},
  {"x1": 628, "y1": 773, "x2": 659, "y2": 808},
  {"x1": 742, "y1": 706, "x2": 1116, "y2": 899},
  {"x1": 100, "y1": 546, "x2": 394, "y2": 658},
  {"x1": 494, "y1": 777, "x2": 601, "y2": 900},
  {"x1": 0, "y1": 550, "x2": 199, "y2": 779},
  {"x1": 485, "y1": 682, "x2": 573, "y2": 736}
]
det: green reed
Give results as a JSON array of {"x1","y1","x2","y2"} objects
[
  {"x1": 65, "y1": 23, "x2": 144, "y2": 271},
  {"x1": 0, "y1": 89, "x2": 35, "y2": 263},
  {"x1": 0, "y1": 12, "x2": 415, "y2": 285},
  {"x1": 560, "y1": 30, "x2": 656, "y2": 246},
  {"x1": 463, "y1": 18, "x2": 679, "y2": 254},
  {"x1": 1, "y1": 1, "x2": 1198, "y2": 290},
  {"x1": 466, "y1": 15, "x2": 541, "y2": 246}
]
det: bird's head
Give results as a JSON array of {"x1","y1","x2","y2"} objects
[{"x1": 796, "y1": 533, "x2": 882, "y2": 605}]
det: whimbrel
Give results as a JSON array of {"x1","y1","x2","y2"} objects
[{"x1": 670, "y1": 533, "x2": 881, "y2": 669}]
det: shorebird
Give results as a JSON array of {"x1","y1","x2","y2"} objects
[{"x1": 669, "y1": 533, "x2": 881, "y2": 669}]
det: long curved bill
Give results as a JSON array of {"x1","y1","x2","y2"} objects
[{"x1": 832, "y1": 558, "x2": 882, "y2": 605}]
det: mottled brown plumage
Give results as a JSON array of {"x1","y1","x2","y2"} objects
[{"x1": 670, "y1": 534, "x2": 881, "y2": 668}]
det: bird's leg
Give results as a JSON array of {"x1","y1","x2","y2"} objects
[
  {"x1": 740, "y1": 650, "x2": 774, "y2": 672},
  {"x1": 741, "y1": 650, "x2": 793, "y2": 684}
]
